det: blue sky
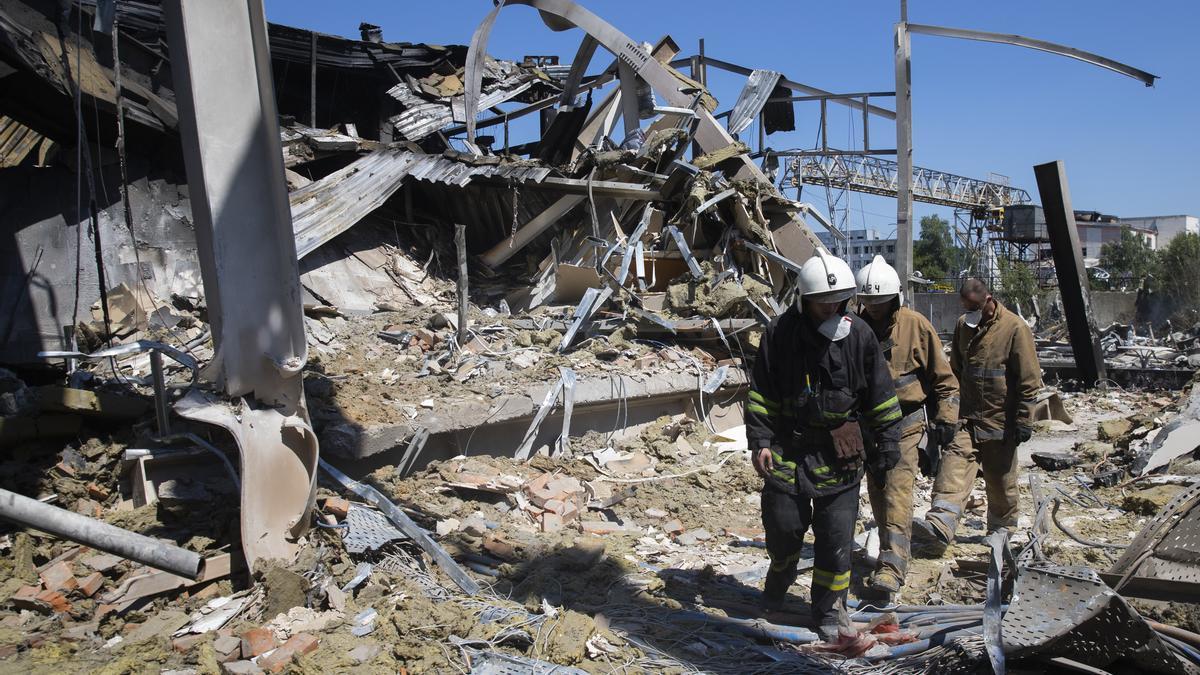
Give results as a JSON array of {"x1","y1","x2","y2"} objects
[{"x1": 264, "y1": 1, "x2": 1198, "y2": 237}]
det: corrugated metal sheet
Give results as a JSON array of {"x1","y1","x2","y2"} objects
[
  {"x1": 727, "y1": 69, "x2": 782, "y2": 136},
  {"x1": 291, "y1": 148, "x2": 556, "y2": 258},
  {"x1": 0, "y1": 116, "x2": 43, "y2": 168}
]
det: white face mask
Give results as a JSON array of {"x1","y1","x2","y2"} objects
[
  {"x1": 963, "y1": 310, "x2": 983, "y2": 328},
  {"x1": 818, "y1": 314, "x2": 853, "y2": 342}
]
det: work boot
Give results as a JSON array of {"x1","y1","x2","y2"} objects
[
  {"x1": 762, "y1": 568, "x2": 797, "y2": 612},
  {"x1": 867, "y1": 568, "x2": 902, "y2": 594},
  {"x1": 912, "y1": 518, "x2": 951, "y2": 558}
]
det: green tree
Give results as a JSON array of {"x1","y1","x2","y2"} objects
[
  {"x1": 913, "y1": 215, "x2": 955, "y2": 281},
  {"x1": 1098, "y1": 225, "x2": 1158, "y2": 290},
  {"x1": 997, "y1": 257, "x2": 1037, "y2": 313},
  {"x1": 1157, "y1": 233, "x2": 1200, "y2": 324}
]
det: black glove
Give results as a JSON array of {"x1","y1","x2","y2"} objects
[
  {"x1": 931, "y1": 422, "x2": 957, "y2": 448},
  {"x1": 1016, "y1": 425, "x2": 1034, "y2": 444},
  {"x1": 869, "y1": 441, "x2": 900, "y2": 483},
  {"x1": 918, "y1": 422, "x2": 956, "y2": 478}
]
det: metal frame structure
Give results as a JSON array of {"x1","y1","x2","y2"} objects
[
  {"x1": 893, "y1": 3, "x2": 1158, "y2": 298},
  {"x1": 164, "y1": 0, "x2": 318, "y2": 570}
]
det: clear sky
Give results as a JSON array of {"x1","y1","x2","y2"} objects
[{"x1": 263, "y1": 1, "x2": 1198, "y2": 237}]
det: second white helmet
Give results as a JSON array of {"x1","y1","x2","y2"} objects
[
  {"x1": 799, "y1": 248, "x2": 857, "y2": 303},
  {"x1": 855, "y1": 255, "x2": 902, "y2": 305}
]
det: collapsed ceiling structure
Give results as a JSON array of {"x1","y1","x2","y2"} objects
[{"x1": 0, "y1": 0, "x2": 1198, "y2": 673}]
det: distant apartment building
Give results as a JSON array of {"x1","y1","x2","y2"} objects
[
  {"x1": 816, "y1": 228, "x2": 897, "y2": 270},
  {"x1": 1117, "y1": 214, "x2": 1198, "y2": 248},
  {"x1": 1074, "y1": 211, "x2": 1156, "y2": 260}
]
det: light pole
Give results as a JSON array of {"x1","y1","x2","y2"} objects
[{"x1": 892, "y1": 4, "x2": 1157, "y2": 303}]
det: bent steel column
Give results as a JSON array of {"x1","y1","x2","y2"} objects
[
  {"x1": 164, "y1": 0, "x2": 318, "y2": 570},
  {"x1": 1035, "y1": 160, "x2": 1106, "y2": 388}
]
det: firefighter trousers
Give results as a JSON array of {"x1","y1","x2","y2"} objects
[
  {"x1": 761, "y1": 484, "x2": 859, "y2": 630},
  {"x1": 866, "y1": 423, "x2": 922, "y2": 579},
  {"x1": 924, "y1": 430, "x2": 1019, "y2": 541}
]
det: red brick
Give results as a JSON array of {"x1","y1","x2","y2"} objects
[
  {"x1": 172, "y1": 633, "x2": 207, "y2": 653},
  {"x1": 286, "y1": 633, "x2": 319, "y2": 658},
  {"x1": 0, "y1": 644, "x2": 17, "y2": 658},
  {"x1": 258, "y1": 633, "x2": 318, "y2": 673},
  {"x1": 39, "y1": 561, "x2": 78, "y2": 593},
  {"x1": 86, "y1": 483, "x2": 111, "y2": 501},
  {"x1": 10, "y1": 585, "x2": 50, "y2": 613},
  {"x1": 93, "y1": 604, "x2": 118, "y2": 621},
  {"x1": 34, "y1": 590, "x2": 70, "y2": 613},
  {"x1": 76, "y1": 572, "x2": 104, "y2": 598},
  {"x1": 540, "y1": 512, "x2": 563, "y2": 533},
  {"x1": 483, "y1": 536, "x2": 517, "y2": 561},
  {"x1": 662, "y1": 519, "x2": 685, "y2": 535},
  {"x1": 322, "y1": 497, "x2": 350, "y2": 520},
  {"x1": 239, "y1": 627, "x2": 277, "y2": 658},
  {"x1": 54, "y1": 461, "x2": 77, "y2": 477}
]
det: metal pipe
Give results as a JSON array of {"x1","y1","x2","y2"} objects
[
  {"x1": 455, "y1": 223, "x2": 469, "y2": 346},
  {"x1": 150, "y1": 349, "x2": 170, "y2": 435},
  {"x1": 1150, "y1": 621, "x2": 1200, "y2": 651},
  {"x1": 0, "y1": 488, "x2": 201, "y2": 578}
]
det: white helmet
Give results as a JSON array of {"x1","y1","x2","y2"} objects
[
  {"x1": 856, "y1": 255, "x2": 903, "y2": 305},
  {"x1": 798, "y1": 248, "x2": 857, "y2": 303}
]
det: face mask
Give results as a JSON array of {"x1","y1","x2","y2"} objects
[
  {"x1": 963, "y1": 310, "x2": 983, "y2": 328},
  {"x1": 818, "y1": 314, "x2": 853, "y2": 342}
]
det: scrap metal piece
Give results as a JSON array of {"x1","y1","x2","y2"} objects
[
  {"x1": 702, "y1": 365, "x2": 729, "y2": 395},
  {"x1": 1001, "y1": 563, "x2": 1196, "y2": 673},
  {"x1": 319, "y1": 459, "x2": 480, "y2": 595},
  {"x1": 559, "y1": 286, "x2": 613, "y2": 352},
  {"x1": 727, "y1": 70, "x2": 782, "y2": 136},
  {"x1": 340, "y1": 562, "x2": 372, "y2": 593},
  {"x1": 463, "y1": 647, "x2": 589, "y2": 675},
  {"x1": 1109, "y1": 480, "x2": 1200, "y2": 586},
  {"x1": 0, "y1": 487, "x2": 201, "y2": 579},
  {"x1": 741, "y1": 240, "x2": 804, "y2": 275},
  {"x1": 515, "y1": 376, "x2": 566, "y2": 461},
  {"x1": 692, "y1": 187, "x2": 738, "y2": 216},
  {"x1": 664, "y1": 226, "x2": 703, "y2": 279},
  {"x1": 343, "y1": 505, "x2": 408, "y2": 554},
  {"x1": 556, "y1": 367, "x2": 576, "y2": 457},
  {"x1": 984, "y1": 530, "x2": 1007, "y2": 674},
  {"x1": 174, "y1": 391, "x2": 318, "y2": 570}
]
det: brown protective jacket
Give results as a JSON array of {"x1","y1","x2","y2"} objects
[
  {"x1": 950, "y1": 300, "x2": 1042, "y2": 441},
  {"x1": 862, "y1": 306, "x2": 960, "y2": 428}
]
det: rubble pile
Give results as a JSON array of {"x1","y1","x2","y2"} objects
[{"x1": 0, "y1": 0, "x2": 1197, "y2": 672}]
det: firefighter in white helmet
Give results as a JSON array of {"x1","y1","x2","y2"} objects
[
  {"x1": 745, "y1": 249, "x2": 901, "y2": 640},
  {"x1": 854, "y1": 255, "x2": 968, "y2": 594}
]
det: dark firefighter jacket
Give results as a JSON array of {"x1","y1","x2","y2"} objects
[
  {"x1": 746, "y1": 306, "x2": 903, "y2": 497},
  {"x1": 950, "y1": 300, "x2": 1042, "y2": 442}
]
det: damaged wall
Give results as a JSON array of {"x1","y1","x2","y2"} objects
[{"x1": 0, "y1": 150, "x2": 200, "y2": 362}]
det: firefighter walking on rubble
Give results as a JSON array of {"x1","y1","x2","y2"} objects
[
  {"x1": 746, "y1": 249, "x2": 902, "y2": 640},
  {"x1": 913, "y1": 278, "x2": 1043, "y2": 554},
  {"x1": 854, "y1": 256, "x2": 970, "y2": 594}
]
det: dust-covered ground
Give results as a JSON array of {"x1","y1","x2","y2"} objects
[{"x1": 1, "y1": 353, "x2": 1196, "y2": 673}]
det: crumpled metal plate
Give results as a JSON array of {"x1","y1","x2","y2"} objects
[
  {"x1": 1002, "y1": 562, "x2": 1199, "y2": 673},
  {"x1": 342, "y1": 505, "x2": 408, "y2": 554},
  {"x1": 464, "y1": 648, "x2": 588, "y2": 675},
  {"x1": 1109, "y1": 480, "x2": 1200, "y2": 584}
]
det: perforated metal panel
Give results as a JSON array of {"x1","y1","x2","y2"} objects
[
  {"x1": 342, "y1": 505, "x2": 408, "y2": 554},
  {"x1": 1002, "y1": 563, "x2": 1198, "y2": 673},
  {"x1": 1109, "y1": 480, "x2": 1200, "y2": 584}
]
